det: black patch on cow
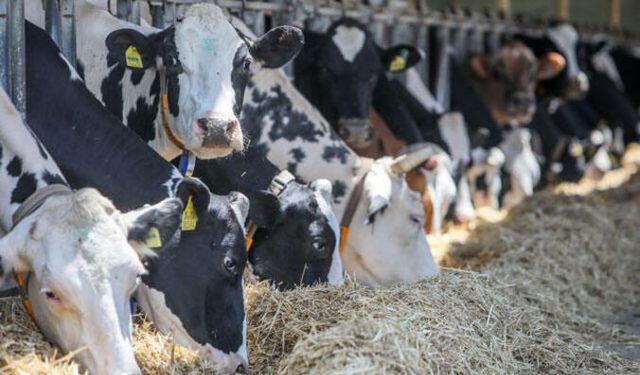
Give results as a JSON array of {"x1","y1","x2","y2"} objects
[
  {"x1": 0, "y1": 255, "x2": 4, "y2": 277},
  {"x1": 331, "y1": 180, "x2": 347, "y2": 203},
  {"x1": 167, "y1": 74, "x2": 180, "y2": 117},
  {"x1": 231, "y1": 46, "x2": 251, "y2": 115},
  {"x1": 289, "y1": 148, "x2": 306, "y2": 163},
  {"x1": 127, "y1": 96, "x2": 159, "y2": 142},
  {"x1": 42, "y1": 171, "x2": 65, "y2": 185},
  {"x1": 7, "y1": 156, "x2": 22, "y2": 177},
  {"x1": 0, "y1": 144, "x2": 3, "y2": 167},
  {"x1": 101, "y1": 62, "x2": 126, "y2": 122},
  {"x1": 286, "y1": 162, "x2": 298, "y2": 175},
  {"x1": 322, "y1": 145, "x2": 349, "y2": 164},
  {"x1": 130, "y1": 69, "x2": 145, "y2": 85},
  {"x1": 11, "y1": 173, "x2": 37, "y2": 204}
]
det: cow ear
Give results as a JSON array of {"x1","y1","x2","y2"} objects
[
  {"x1": 381, "y1": 45, "x2": 422, "y2": 73},
  {"x1": 247, "y1": 191, "x2": 281, "y2": 229},
  {"x1": 363, "y1": 163, "x2": 392, "y2": 224},
  {"x1": 229, "y1": 192, "x2": 250, "y2": 224},
  {"x1": 537, "y1": 52, "x2": 566, "y2": 81},
  {"x1": 310, "y1": 179, "x2": 333, "y2": 205},
  {"x1": 250, "y1": 26, "x2": 305, "y2": 69},
  {"x1": 105, "y1": 28, "x2": 154, "y2": 70},
  {"x1": 125, "y1": 198, "x2": 183, "y2": 255},
  {"x1": 469, "y1": 54, "x2": 491, "y2": 79},
  {"x1": 175, "y1": 177, "x2": 211, "y2": 221}
]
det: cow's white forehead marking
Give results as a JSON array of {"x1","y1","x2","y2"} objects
[
  {"x1": 331, "y1": 26, "x2": 366, "y2": 63},
  {"x1": 182, "y1": 3, "x2": 227, "y2": 30},
  {"x1": 547, "y1": 24, "x2": 579, "y2": 76}
]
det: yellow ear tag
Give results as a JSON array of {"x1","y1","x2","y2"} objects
[
  {"x1": 569, "y1": 143, "x2": 584, "y2": 157},
  {"x1": 181, "y1": 196, "x2": 198, "y2": 231},
  {"x1": 389, "y1": 55, "x2": 407, "y2": 72},
  {"x1": 125, "y1": 45, "x2": 144, "y2": 68},
  {"x1": 145, "y1": 227, "x2": 162, "y2": 248}
]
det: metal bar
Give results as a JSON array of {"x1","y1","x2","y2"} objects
[
  {"x1": 0, "y1": 0, "x2": 8, "y2": 94},
  {"x1": 7, "y1": 0, "x2": 25, "y2": 115},
  {"x1": 45, "y1": 0, "x2": 62, "y2": 47},
  {"x1": 117, "y1": 0, "x2": 140, "y2": 24},
  {"x1": 497, "y1": 0, "x2": 510, "y2": 15},
  {"x1": 609, "y1": 0, "x2": 620, "y2": 29},
  {"x1": 60, "y1": 0, "x2": 76, "y2": 67},
  {"x1": 150, "y1": 4, "x2": 164, "y2": 28},
  {"x1": 556, "y1": 0, "x2": 569, "y2": 21}
]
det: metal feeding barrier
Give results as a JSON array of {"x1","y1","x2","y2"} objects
[{"x1": 0, "y1": 0, "x2": 638, "y2": 116}]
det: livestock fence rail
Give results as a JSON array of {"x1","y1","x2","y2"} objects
[{"x1": 1, "y1": 0, "x2": 639, "y2": 116}]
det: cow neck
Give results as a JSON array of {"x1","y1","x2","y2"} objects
[
  {"x1": 338, "y1": 157, "x2": 374, "y2": 254},
  {"x1": 159, "y1": 68, "x2": 196, "y2": 175},
  {"x1": 245, "y1": 169, "x2": 295, "y2": 251}
]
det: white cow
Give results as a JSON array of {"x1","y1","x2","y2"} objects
[{"x1": 0, "y1": 88, "x2": 182, "y2": 374}]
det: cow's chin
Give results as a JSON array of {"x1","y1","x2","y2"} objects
[
  {"x1": 188, "y1": 136, "x2": 244, "y2": 159},
  {"x1": 492, "y1": 109, "x2": 534, "y2": 126}
]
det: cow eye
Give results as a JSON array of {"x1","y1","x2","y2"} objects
[
  {"x1": 41, "y1": 288, "x2": 63, "y2": 307},
  {"x1": 242, "y1": 57, "x2": 252, "y2": 71},
  {"x1": 223, "y1": 256, "x2": 237, "y2": 274}
]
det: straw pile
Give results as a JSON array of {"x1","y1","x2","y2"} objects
[{"x1": 2, "y1": 163, "x2": 639, "y2": 374}]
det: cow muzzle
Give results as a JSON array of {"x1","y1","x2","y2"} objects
[
  {"x1": 194, "y1": 113, "x2": 243, "y2": 151},
  {"x1": 337, "y1": 118, "x2": 375, "y2": 149},
  {"x1": 565, "y1": 72, "x2": 589, "y2": 100}
]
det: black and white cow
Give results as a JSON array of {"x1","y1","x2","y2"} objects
[
  {"x1": 24, "y1": 22, "x2": 249, "y2": 374},
  {"x1": 239, "y1": 46, "x2": 437, "y2": 287},
  {"x1": 293, "y1": 17, "x2": 421, "y2": 149},
  {"x1": 193, "y1": 152, "x2": 344, "y2": 291},
  {"x1": 27, "y1": 1, "x2": 304, "y2": 161},
  {"x1": 516, "y1": 22, "x2": 590, "y2": 101},
  {"x1": 0, "y1": 87, "x2": 182, "y2": 374},
  {"x1": 611, "y1": 45, "x2": 640, "y2": 110}
]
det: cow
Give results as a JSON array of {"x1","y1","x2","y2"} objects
[
  {"x1": 239, "y1": 58, "x2": 436, "y2": 288},
  {"x1": 24, "y1": 22, "x2": 249, "y2": 374},
  {"x1": 611, "y1": 45, "x2": 640, "y2": 110},
  {"x1": 0, "y1": 87, "x2": 182, "y2": 374},
  {"x1": 26, "y1": 1, "x2": 304, "y2": 161},
  {"x1": 293, "y1": 17, "x2": 421, "y2": 150},
  {"x1": 516, "y1": 22, "x2": 590, "y2": 102},
  {"x1": 193, "y1": 152, "x2": 344, "y2": 291},
  {"x1": 466, "y1": 40, "x2": 567, "y2": 126}
]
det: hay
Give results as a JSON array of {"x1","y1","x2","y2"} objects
[{"x1": 1, "y1": 161, "x2": 640, "y2": 374}]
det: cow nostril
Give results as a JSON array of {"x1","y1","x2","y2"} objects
[
  {"x1": 236, "y1": 364, "x2": 246, "y2": 374},
  {"x1": 196, "y1": 118, "x2": 209, "y2": 132},
  {"x1": 227, "y1": 120, "x2": 239, "y2": 134}
]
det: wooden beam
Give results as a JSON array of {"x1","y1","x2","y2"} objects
[
  {"x1": 609, "y1": 0, "x2": 621, "y2": 28},
  {"x1": 556, "y1": 0, "x2": 569, "y2": 21},
  {"x1": 497, "y1": 0, "x2": 511, "y2": 15}
]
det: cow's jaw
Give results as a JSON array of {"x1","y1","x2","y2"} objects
[{"x1": 135, "y1": 283, "x2": 249, "y2": 375}]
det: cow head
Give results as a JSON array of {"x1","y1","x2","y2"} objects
[
  {"x1": 518, "y1": 23, "x2": 589, "y2": 101},
  {"x1": 247, "y1": 179, "x2": 343, "y2": 290},
  {"x1": 0, "y1": 189, "x2": 182, "y2": 375},
  {"x1": 134, "y1": 178, "x2": 250, "y2": 374},
  {"x1": 340, "y1": 149, "x2": 438, "y2": 287},
  {"x1": 294, "y1": 18, "x2": 420, "y2": 149},
  {"x1": 105, "y1": 3, "x2": 303, "y2": 159},
  {"x1": 469, "y1": 40, "x2": 566, "y2": 125}
]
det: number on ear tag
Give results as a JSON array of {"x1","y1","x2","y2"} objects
[
  {"x1": 181, "y1": 196, "x2": 198, "y2": 231},
  {"x1": 125, "y1": 46, "x2": 144, "y2": 68},
  {"x1": 145, "y1": 227, "x2": 162, "y2": 248}
]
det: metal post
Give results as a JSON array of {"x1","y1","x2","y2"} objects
[
  {"x1": 414, "y1": 24, "x2": 429, "y2": 83},
  {"x1": 0, "y1": 0, "x2": 8, "y2": 94},
  {"x1": 150, "y1": 3, "x2": 164, "y2": 28},
  {"x1": 8, "y1": 0, "x2": 25, "y2": 115},
  {"x1": 609, "y1": 0, "x2": 620, "y2": 29},
  {"x1": 45, "y1": 0, "x2": 62, "y2": 47},
  {"x1": 497, "y1": 0, "x2": 510, "y2": 15},
  {"x1": 556, "y1": 0, "x2": 569, "y2": 21},
  {"x1": 60, "y1": 0, "x2": 76, "y2": 67},
  {"x1": 117, "y1": 0, "x2": 140, "y2": 24}
]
